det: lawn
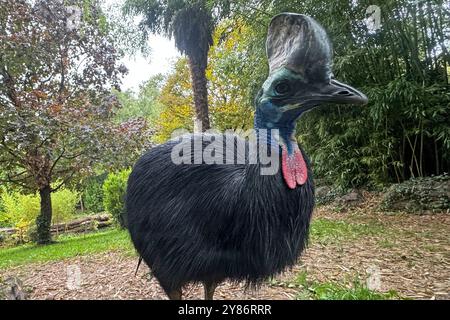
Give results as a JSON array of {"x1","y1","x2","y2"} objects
[
  {"x1": 0, "y1": 229, "x2": 134, "y2": 270},
  {"x1": 310, "y1": 218, "x2": 386, "y2": 244}
]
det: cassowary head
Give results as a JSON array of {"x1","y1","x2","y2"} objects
[{"x1": 255, "y1": 13, "x2": 368, "y2": 129}]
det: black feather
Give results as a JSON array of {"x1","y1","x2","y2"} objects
[{"x1": 126, "y1": 134, "x2": 314, "y2": 294}]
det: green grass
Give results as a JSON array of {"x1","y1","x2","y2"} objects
[
  {"x1": 378, "y1": 239, "x2": 396, "y2": 249},
  {"x1": 293, "y1": 272, "x2": 400, "y2": 300},
  {"x1": 0, "y1": 229, "x2": 134, "y2": 270},
  {"x1": 310, "y1": 218, "x2": 385, "y2": 244},
  {"x1": 269, "y1": 271, "x2": 400, "y2": 300}
]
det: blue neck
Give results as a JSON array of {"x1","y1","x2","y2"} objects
[{"x1": 254, "y1": 105, "x2": 297, "y2": 155}]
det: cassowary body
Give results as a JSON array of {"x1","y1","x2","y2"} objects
[
  {"x1": 126, "y1": 13, "x2": 368, "y2": 300},
  {"x1": 127, "y1": 135, "x2": 314, "y2": 297}
]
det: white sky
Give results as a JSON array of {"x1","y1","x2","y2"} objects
[
  {"x1": 120, "y1": 35, "x2": 180, "y2": 92},
  {"x1": 101, "y1": 0, "x2": 180, "y2": 92}
]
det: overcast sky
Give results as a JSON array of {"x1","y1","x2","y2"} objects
[
  {"x1": 120, "y1": 35, "x2": 180, "y2": 93},
  {"x1": 102, "y1": 0, "x2": 180, "y2": 93}
]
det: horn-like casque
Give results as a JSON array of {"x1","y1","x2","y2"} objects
[{"x1": 266, "y1": 13, "x2": 333, "y2": 82}]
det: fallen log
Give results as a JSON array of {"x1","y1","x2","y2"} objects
[
  {"x1": 0, "y1": 228, "x2": 16, "y2": 236},
  {"x1": 51, "y1": 214, "x2": 111, "y2": 231},
  {"x1": 51, "y1": 213, "x2": 112, "y2": 234},
  {"x1": 0, "y1": 213, "x2": 113, "y2": 240}
]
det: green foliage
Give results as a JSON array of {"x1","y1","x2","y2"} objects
[
  {"x1": 0, "y1": 188, "x2": 79, "y2": 243},
  {"x1": 83, "y1": 174, "x2": 108, "y2": 213},
  {"x1": 103, "y1": 169, "x2": 131, "y2": 228},
  {"x1": 114, "y1": 75, "x2": 165, "y2": 125},
  {"x1": 0, "y1": 0, "x2": 149, "y2": 243},
  {"x1": 51, "y1": 188, "x2": 80, "y2": 225},
  {"x1": 310, "y1": 218, "x2": 385, "y2": 244},
  {"x1": 381, "y1": 174, "x2": 450, "y2": 213},
  {"x1": 0, "y1": 191, "x2": 39, "y2": 228},
  {"x1": 0, "y1": 229, "x2": 133, "y2": 270},
  {"x1": 293, "y1": 274, "x2": 400, "y2": 300},
  {"x1": 0, "y1": 190, "x2": 40, "y2": 243}
]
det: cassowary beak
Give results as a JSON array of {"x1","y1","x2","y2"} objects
[{"x1": 316, "y1": 79, "x2": 368, "y2": 105}]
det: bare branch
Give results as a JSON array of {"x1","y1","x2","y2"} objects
[
  {"x1": 51, "y1": 171, "x2": 75, "y2": 193},
  {"x1": 0, "y1": 176, "x2": 34, "y2": 190},
  {"x1": 49, "y1": 148, "x2": 65, "y2": 175}
]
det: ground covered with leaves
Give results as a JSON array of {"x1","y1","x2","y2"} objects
[{"x1": 1, "y1": 194, "x2": 448, "y2": 300}]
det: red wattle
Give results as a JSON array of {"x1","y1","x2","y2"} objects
[{"x1": 281, "y1": 146, "x2": 308, "y2": 189}]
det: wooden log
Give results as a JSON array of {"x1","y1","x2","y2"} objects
[
  {"x1": 0, "y1": 214, "x2": 113, "y2": 239},
  {"x1": 0, "y1": 228, "x2": 16, "y2": 235},
  {"x1": 51, "y1": 214, "x2": 112, "y2": 234}
]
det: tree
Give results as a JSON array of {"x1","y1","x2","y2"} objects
[
  {"x1": 114, "y1": 74, "x2": 165, "y2": 125},
  {"x1": 0, "y1": 0, "x2": 147, "y2": 244},
  {"x1": 206, "y1": 20, "x2": 259, "y2": 131},
  {"x1": 123, "y1": 0, "x2": 232, "y2": 132},
  {"x1": 204, "y1": 0, "x2": 450, "y2": 188},
  {"x1": 154, "y1": 58, "x2": 194, "y2": 143},
  {"x1": 154, "y1": 21, "x2": 257, "y2": 143}
]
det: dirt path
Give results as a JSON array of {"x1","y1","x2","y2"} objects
[{"x1": 2, "y1": 198, "x2": 449, "y2": 300}]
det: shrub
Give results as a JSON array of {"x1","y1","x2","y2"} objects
[
  {"x1": 381, "y1": 174, "x2": 450, "y2": 213},
  {"x1": 82, "y1": 174, "x2": 107, "y2": 213},
  {"x1": 51, "y1": 188, "x2": 79, "y2": 225},
  {"x1": 0, "y1": 191, "x2": 40, "y2": 243},
  {"x1": 0, "y1": 187, "x2": 79, "y2": 243},
  {"x1": 103, "y1": 169, "x2": 131, "y2": 228}
]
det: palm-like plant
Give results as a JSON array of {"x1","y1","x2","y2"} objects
[{"x1": 124, "y1": 0, "x2": 231, "y2": 131}]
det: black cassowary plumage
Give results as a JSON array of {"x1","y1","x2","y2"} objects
[
  {"x1": 127, "y1": 135, "x2": 314, "y2": 294},
  {"x1": 126, "y1": 13, "x2": 368, "y2": 300}
]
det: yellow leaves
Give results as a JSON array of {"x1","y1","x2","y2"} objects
[
  {"x1": 212, "y1": 19, "x2": 249, "y2": 53},
  {"x1": 205, "y1": 67, "x2": 213, "y2": 80},
  {"x1": 153, "y1": 104, "x2": 194, "y2": 144},
  {"x1": 211, "y1": 101, "x2": 254, "y2": 132},
  {"x1": 154, "y1": 58, "x2": 195, "y2": 143}
]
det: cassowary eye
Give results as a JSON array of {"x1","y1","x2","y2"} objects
[{"x1": 274, "y1": 81, "x2": 291, "y2": 95}]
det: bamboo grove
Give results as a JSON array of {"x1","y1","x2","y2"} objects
[{"x1": 205, "y1": 0, "x2": 450, "y2": 188}]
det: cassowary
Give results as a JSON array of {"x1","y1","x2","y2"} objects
[{"x1": 126, "y1": 13, "x2": 368, "y2": 300}]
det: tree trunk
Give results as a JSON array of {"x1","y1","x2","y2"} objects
[
  {"x1": 188, "y1": 57, "x2": 210, "y2": 132},
  {"x1": 36, "y1": 185, "x2": 52, "y2": 244}
]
